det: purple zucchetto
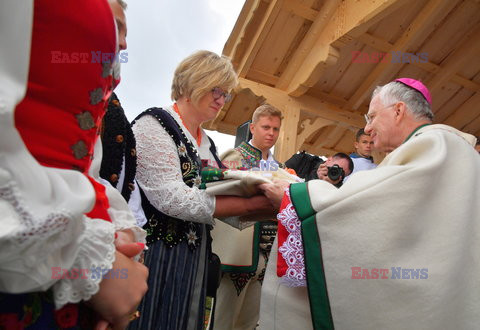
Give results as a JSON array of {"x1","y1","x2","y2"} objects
[{"x1": 394, "y1": 78, "x2": 432, "y2": 105}]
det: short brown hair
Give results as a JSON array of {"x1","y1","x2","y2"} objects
[
  {"x1": 171, "y1": 50, "x2": 238, "y2": 106},
  {"x1": 251, "y1": 104, "x2": 282, "y2": 123},
  {"x1": 355, "y1": 128, "x2": 370, "y2": 142}
]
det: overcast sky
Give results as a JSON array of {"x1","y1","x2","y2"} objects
[{"x1": 115, "y1": 0, "x2": 245, "y2": 154}]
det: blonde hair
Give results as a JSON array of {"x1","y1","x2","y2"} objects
[
  {"x1": 171, "y1": 50, "x2": 238, "y2": 105},
  {"x1": 252, "y1": 104, "x2": 282, "y2": 123}
]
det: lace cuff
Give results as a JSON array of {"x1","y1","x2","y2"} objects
[{"x1": 52, "y1": 218, "x2": 116, "y2": 309}]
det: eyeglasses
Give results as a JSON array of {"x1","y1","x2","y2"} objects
[
  {"x1": 364, "y1": 104, "x2": 396, "y2": 125},
  {"x1": 211, "y1": 87, "x2": 232, "y2": 103}
]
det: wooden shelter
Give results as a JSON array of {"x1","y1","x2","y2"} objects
[{"x1": 204, "y1": 0, "x2": 480, "y2": 162}]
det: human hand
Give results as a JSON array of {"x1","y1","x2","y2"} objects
[
  {"x1": 258, "y1": 179, "x2": 290, "y2": 210},
  {"x1": 115, "y1": 229, "x2": 145, "y2": 264},
  {"x1": 316, "y1": 163, "x2": 341, "y2": 185},
  {"x1": 88, "y1": 246, "x2": 148, "y2": 330},
  {"x1": 94, "y1": 319, "x2": 109, "y2": 330},
  {"x1": 244, "y1": 194, "x2": 277, "y2": 218},
  {"x1": 114, "y1": 229, "x2": 135, "y2": 248}
]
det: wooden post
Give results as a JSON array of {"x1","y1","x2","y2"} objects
[{"x1": 274, "y1": 105, "x2": 300, "y2": 163}]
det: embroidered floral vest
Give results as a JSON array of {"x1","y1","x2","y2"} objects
[
  {"x1": 132, "y1": 108, "x2": 223, "y2": 249},
  {"x1": 235, "y1": 141, "x2": 285, "y2": 169}
]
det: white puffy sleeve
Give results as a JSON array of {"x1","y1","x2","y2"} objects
[
  {"x1": 89, "y1": 138, "x2": 146, "y2": 244},
  {"x1": 133, "y1": 115, "x2": 215, "y2": 225},
  {"x1": 0, "y1": 0, "x2": 116, "y2": 309}
]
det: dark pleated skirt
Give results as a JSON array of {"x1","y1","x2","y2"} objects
[{"x1": 129, "y1": 229, "x2": 208, "y2": 330}]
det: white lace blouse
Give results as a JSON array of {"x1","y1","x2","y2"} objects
[
  {"x1": 0, "y1": 1, "x2": 144, "y2": 309},
  {"x1": 133, "y1": 106, "x2": 216, "y2": 225}
]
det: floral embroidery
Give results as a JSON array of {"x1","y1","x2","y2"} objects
[
  {"x1": 186, "y1": 227, "x2": 198, "y2": 249},
  {"x1": 277, "y1": 190, "x2": 306, "y2": 287},
  {"x1": 257, "y1": 267, "x2": 266, "y2": 285},
  {"x1": 89, "y1": 88, "x2": 103, "y2": 105},
  {"x1": 230, "y1": 272, "x2": 256, "y2": 296},
  {"x1": 193, "y1": 176, "x2": 202, "y2": 187},
  {"x1": 235, "y1": 142, "x2": 261, "y2": 169},
  {"x1": 0, "y1": 313, "x2": 22, "y2": 329},
  {"x1": 178, "y1": 142, "x2": 187, "y2": 157},
  {"x1": 71, "y1": 140, "x2": 88, "y2": 159},
  {"x1": 54, "y1": 304, "x2": 79, "y2": 328},
  {"x1": 154, "y1": 218, "x2": 189, "y2": 248},
  {"x1": 0, "y1": 291, "x2": 87, "y2": 330},
  {"x1": 75, "y1": 111, "x2": 96, "y2": 130},
  {"x1": 22, "y1": 293, "x2": 41, "y2": 327}
]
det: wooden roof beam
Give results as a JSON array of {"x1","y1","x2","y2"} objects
[
  {"x1": 239, "y1": 78, "x2": 365, "y2": 128},
  {"x1": 443, "y1": 92, "x2": 480, "y2": 130},
  {"x1": 462, "y1": 112, "x2": 480, "y2": 136},
  {"x1": 282, "y1": 0, "x2": 318, "y2": 22},
  {"x1": 295, "y1": 93, "x2": 365, "y2": 128},
  {"x1": 223, "y1": 0, "x2": 261, "y2": 58},
  {"x1": 296, "y1": 117, "x2": 333, "y2": 150},
  {"x1": 280, "y1": 0, "x2": 409, "y2": 97},
  {"x1": 302, "y1": 144, "x2": 340, "y2": 157},
  {"x1": 274, "y1": 104, "x2": 300, "y2": 163},
  {"x1": 358, "y1": 33, "x2": 480, "y2": 93},
  {"x1": 247, "y1": 68, "x2": 279, "y2": 85},
  {"x1": 345, "y1": 0, "x2": 459, "y2": 110},
  {"x1": 428, "y1": 24, "x2": 480, "y2": 101},
  {"x1": 315, "y1": 126, "x2": 345, "y2": 150},
  {"x1": 211, "y1": 121, "x2": 238, "y2": 136},
  {"x1": 276, "y1": 0, "x2": 341, "y2": 92},
  {"x1": 236, "y1": 0, "x2": 284, "y2": 78}
]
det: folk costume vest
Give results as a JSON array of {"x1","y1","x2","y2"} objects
[
  {"x1": 100, "y1": 93, "x2": 137, "y2": 202},
  {"x1": 132, "y1": 108, "x2": 224, "y2": 249}
]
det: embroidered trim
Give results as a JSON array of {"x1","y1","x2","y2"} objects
[
  {"x1": 235, "y1": 141, "x2": 262, "y2": 169},
  {"x1": 229, "y1": 271, "x2": 256, "y2": 296},
  {"x1": 0, "y1": 182, "x2": 116, "y2": 309},
  {"x1": 0, "y1": 182, "x2": 72, "y2": 250},
  {"x1": 277, "y1": 189, "x2": 306, "y2": 287}
]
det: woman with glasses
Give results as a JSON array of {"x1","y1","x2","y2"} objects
[{"x1": 129, "y1": 50, "x2": 273, "y2": 330}]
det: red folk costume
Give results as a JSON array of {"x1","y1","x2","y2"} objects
[
  {"x1": 0, "y1": 0, "x2": 144, "y2": 327},
  {"x1": 14, "y1": 0, "x2": 117, "y2": 222}
]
